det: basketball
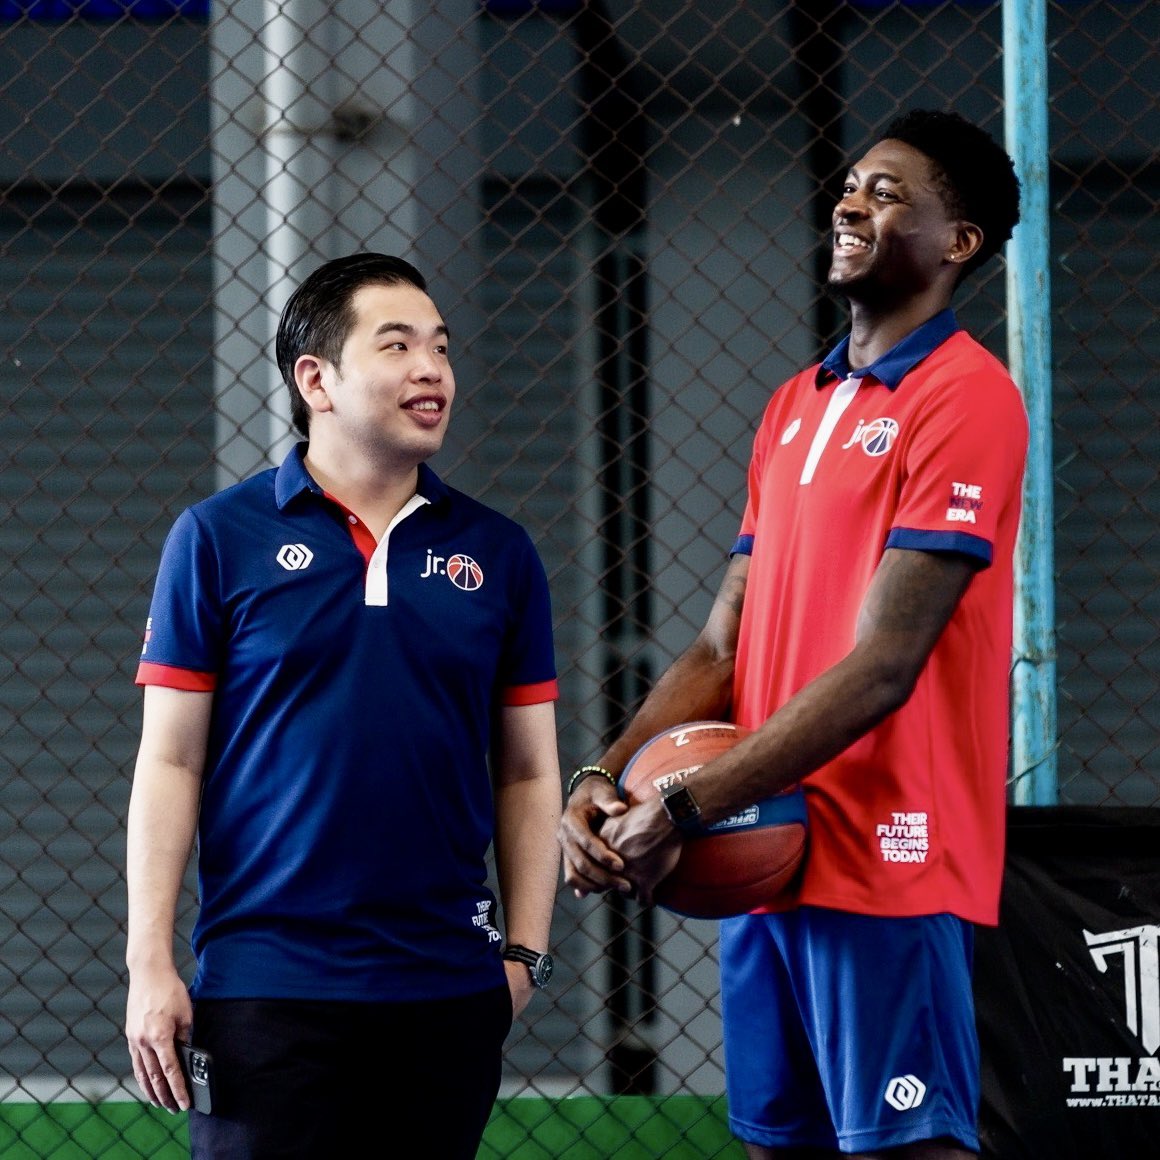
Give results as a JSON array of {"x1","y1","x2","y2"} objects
[{"x1": 618, "y1": 720, "x2": 808, "y2": 919}]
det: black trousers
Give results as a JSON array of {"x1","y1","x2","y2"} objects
[{"x1": 187, "y1": 988, "x2": 513, "y2": 1159}]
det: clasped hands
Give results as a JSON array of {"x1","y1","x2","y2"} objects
[{"x1": 558, "y1": 780, "x2": 682, "y2": 908}]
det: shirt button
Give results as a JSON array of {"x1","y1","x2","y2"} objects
[{"x1": 348, "y1": 515, "x2": 357, "y2": 524}]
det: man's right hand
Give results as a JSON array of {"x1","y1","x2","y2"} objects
[
  {"x1": 558, "y1": 774, "x2": 633, "y2": 898},
  {"x1": 125, "y1": 963, "x2": 194, "y2": 1113}
]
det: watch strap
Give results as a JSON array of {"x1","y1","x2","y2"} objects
[{"x1": 502, "y1": 943, "x2": 554, "y2": 988}]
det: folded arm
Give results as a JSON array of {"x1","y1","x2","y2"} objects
[{"x1": 600, "y1": 547, "x2": 978, "y2": 904}]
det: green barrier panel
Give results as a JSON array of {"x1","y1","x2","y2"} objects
[
  {"x1": 482, "y1": 1096, "x2": 741, "y2": 1158},
  {"x1": 1, "y1": 1096, "x2": 742, "y2": 1159},
  {"x1": 0, "y1": 1102, "x2": 189, "y2": 1159}
]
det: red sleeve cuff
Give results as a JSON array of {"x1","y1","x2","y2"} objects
[
  {"x1": 501, "y1": 679, "x2": 559, "y2": 707},
  {"x1": 135, "y1": 661, "x2": 217, "y2": 691}
]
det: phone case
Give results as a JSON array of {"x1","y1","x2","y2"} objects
[{"x1": 177, "y1": 1041, "x2": 214, "y2": 1115}]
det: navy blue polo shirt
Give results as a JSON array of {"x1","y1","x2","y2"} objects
[{"x1": 137, "y1": 445, "x2": 558, "y2": 1002}]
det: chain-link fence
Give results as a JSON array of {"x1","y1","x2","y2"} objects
[{"x1": 2, "y1": 1, "x2": 1157, "y2": 1156}]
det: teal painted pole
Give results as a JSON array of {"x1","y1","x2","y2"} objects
[{"x1": 1003, "y1": 0, "x2": 1058, "y2": 803}]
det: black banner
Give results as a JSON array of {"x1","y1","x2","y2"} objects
[{"x1": 977, "y1": 806, "x2": 1160, "y2": 1158}]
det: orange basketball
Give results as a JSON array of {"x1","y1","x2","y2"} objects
[{"x1": 618, "y1": 720, "x2": 807, "y2": 919}]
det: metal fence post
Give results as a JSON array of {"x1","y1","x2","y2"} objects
[{"x1": 1004, "y1": 0, "x2": 1058, "y2": 805}]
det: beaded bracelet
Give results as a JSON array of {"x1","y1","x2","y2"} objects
[{"x1": 567, "y1": 764, "x2": 618, "y2": 797}]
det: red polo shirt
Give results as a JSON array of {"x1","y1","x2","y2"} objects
[{"x1": 732, "y1": 312, "x2": 1028, "y2": 924}]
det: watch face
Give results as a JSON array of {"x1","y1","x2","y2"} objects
[
  {"x1": 533, "y1": 953, "x2": 554, "y2": 988},
  {"x1": 666, "y1": 786, "x2": 697, "y2": 821},
  {"x1": 662, "y1": 783, "x2": 701, "y2": 830}
]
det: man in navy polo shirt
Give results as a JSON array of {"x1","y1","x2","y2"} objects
[{"x1": 125, "y1": 253, "x2": 562, "y2": 1158}]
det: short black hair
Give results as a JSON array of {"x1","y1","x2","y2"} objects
[
  {"x1": 882, "y1": 109, "x2": 1021, "y2": 277},
  {"x1": 275, "y1": 253, "x2": 428, "y2": 438}
]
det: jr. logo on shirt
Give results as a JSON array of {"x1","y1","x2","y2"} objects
[
  {"x1": 841, "y1": 417, "x2": 899, "y2": 456},
  {"x1": 420, "y1": 549, "x2": 484, "y2": 591}
]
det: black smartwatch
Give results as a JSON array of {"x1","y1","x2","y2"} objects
[
  {"x1": 502, "y1": 944, "x2": 554, "y2": 989},
  {"x1": 659, "y1": 781, "x2": 703, "y2": 835}
]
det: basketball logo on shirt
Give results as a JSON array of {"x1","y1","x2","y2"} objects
[
  {"x1": 447, "y1": 554, "x2": 484, "y2": 591},
  {"x1": 850, "y1": 417, "x2": 899, "y2": 456},
  {"x1": 422, "y1": 549, "x2": 484, "y2": 591}
]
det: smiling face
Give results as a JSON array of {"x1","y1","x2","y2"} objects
[
  {"x1": 827, "y1": 138, "x2": 968, "y2": 306},
  {"x1": 299, "y1": 281, "x2": 455, "y2": 468}
]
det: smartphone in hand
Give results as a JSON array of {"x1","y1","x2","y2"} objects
[{"x1": 176, "y1": 1041, "x2": 215, "y2": 1114}]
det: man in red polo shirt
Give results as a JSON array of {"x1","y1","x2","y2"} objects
[{"x1": 559, "y1": 110, "x2": 1026, "y2": 1158}]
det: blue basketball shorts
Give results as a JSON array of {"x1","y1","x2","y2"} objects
[{"x1": 719, "y1": 907, "x2": 980, "y2": 1154}]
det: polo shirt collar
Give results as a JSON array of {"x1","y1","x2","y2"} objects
[
  {"x1": 274, "y1": 442, "x2": 450, "y2": 509},
  {"x1": 414, "y1": 460, "x2": 449, "y2": 506},
  {"x1": 815, "y1": 308, "x2": 959, "y2": 391}
]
